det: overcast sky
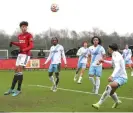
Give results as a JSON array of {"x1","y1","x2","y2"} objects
[{"x1": 0, "y1": 0, "x2": 133, "y2": 35}]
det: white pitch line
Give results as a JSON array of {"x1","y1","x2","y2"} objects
[{"x1": 28, "y1": 84, "x2": 133, "y2": 101}]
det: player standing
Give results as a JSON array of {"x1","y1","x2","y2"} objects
[
  {"x1": 43, "y1": 37, "x2": 67, "y2": 92},
  {"x1": 92, "y1": 43, "x2": 127, "y2": 109},
  {"x1": 74, "y1": 41, "x2": 88, "y2": 84},
  {"x1": 122, "y1": 44, "x2": 133, "y2": 76},
  {"x1": 4, "y1": 21, "x2": 34, "y2": 96},
  {"x1": 88, "y1": 36, "x2": 106, "y2": 94}
]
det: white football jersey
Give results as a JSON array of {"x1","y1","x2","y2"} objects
[
  {"x1": 45, "y1": 44, "x2": 67, "y2": 64},
  {"x1": 111, "y1": 51, "x2": 127, "y2": 79},
  {"x1": 76, "y1": 47, "x2": 89, "y2": 64},
  {"x1": 122, "y1": 49, "x2": 132, "y2": 60},
  {"x1": 88, "y1": 45, "x2": 106, "y2": 66}
]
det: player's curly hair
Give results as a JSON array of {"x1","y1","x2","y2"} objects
[
  {"x1": 91, "y1": 36, "x2": 102, "y2": 45},
  {"x1": 19, "y1": 21, "x2": 28, "y2": 27},
  {"x1": 109, "y1": 43, "x2": 118, "y2": 51}
]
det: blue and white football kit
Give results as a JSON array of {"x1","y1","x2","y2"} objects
[
  {"x1": 122, "y1": 49, "x2": 132, "y2": 65},
  {"x1": 104, "y1": 51, "x2": 128, "y2": 87},
  {"x1": 74, "y1": 47, "x2": 89, "y2": 83},
  {"x1": 88, "y1": 45, "x2": 106, "y2": 76},
  {"x1": 92, "y1": 51, "x2": 127, "y2": 109},
  {"x1": 77, "y1": 47, "x2": 88, "y2": 69},
  {"x1": 88, "y1": 45, "x2": 106, "y2": 94},
  {"x1": 45, "y1": 44, "x2": 67, "y2": 72}
]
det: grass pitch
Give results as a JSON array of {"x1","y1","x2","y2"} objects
[{"x1": 0, "y1": 69, "x2": 133, "y2": 112}]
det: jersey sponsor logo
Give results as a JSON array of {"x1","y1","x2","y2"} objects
[
  {"x1": 52, "y1": 50, "x2": 58, "y2": 53},
  {"x1": 19, "y1": 40, "x2": 25, "y2": 43}
]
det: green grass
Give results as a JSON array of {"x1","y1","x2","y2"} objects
[{"x1": 0, "y1": 69, "x2": 133, "y2": 112}]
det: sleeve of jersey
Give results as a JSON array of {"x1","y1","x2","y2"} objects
[
  {"x1": 122, "y1": 52, "x2": 124, "y2": 57},
  {"x1": 103, "y1": 60, "x2": 112, "y2": 64},
  {"x1": 44, "y1": 49, "x2": 52, "y2": 64},
  {"x1": 128, "y1": 50, "x2": 132, "y2": 58},
  {"x1": 11, "y1": 42, "x2": 21, "y2": 47},
  {"x1": 111, "y1": 57, "x2": 120, "y2": 77},
  {"x1": 22, "y1": 36, "x2": 34, "y2": 52},
  {"x1": 76, "y1": 48, "x2": 82, "y2": 56},
  {"x1": 61, "y1": 47, "x2": 67, "y2": 64},
  {"x1": 101, "y1": 47, "x2": 106, "y2": 55}
]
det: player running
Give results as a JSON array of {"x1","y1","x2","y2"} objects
[
  {"x1": 4, "y1": 21, "x2": 34, "y2": 96},
  {"x1": 88, "y1": 36, "x2": 106, "y2": 94},
  {"x1": 74, "y1": 41, "x2": 89, "y2": 84},
  {"x1": 92, "y1": 43, "x2": 127, "y2": 109},
  {"x1": 43, "y1": 37, "x2": 67, "y2": 92},
  {"x1": 122, "y1": 44, "x2": 133, "y2": 76}
]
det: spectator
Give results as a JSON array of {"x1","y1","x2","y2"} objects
[{"x1": 38, "y1": 49, "x2": 45, "y2": 58}]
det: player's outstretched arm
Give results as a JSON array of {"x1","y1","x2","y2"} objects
[
  {"x1": 61, "y1": 47, "x2": 67, "y2": 67},
  {"x1": 102, "y1": 60, "x2": 112, "y2": 64},
  {"x1": 43, "y1": 49, "x2": 52, "y2": 65},
  {"x1": 10, "y1": 42, "x2": 21, "y2": 47}
]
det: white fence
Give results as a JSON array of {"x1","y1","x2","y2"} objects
[{"x1": 0, "y1": 49, "x2": 50, "y2": 59}]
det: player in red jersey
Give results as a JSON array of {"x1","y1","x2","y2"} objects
[{"x1": 4, "y1": 21, "x2": 34, "y2": 96}]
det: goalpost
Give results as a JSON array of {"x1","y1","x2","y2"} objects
[{"x1": 0, "y1": 49, "x2": 9, "y2": 59}]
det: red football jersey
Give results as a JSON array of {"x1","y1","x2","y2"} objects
[{"x1": 12, "y1": 32, "x2": 34, "y2": 56}]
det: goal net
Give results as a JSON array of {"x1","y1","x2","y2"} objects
[{"x1": 0, "y1": 49, "x2": 9, "y2": 59}]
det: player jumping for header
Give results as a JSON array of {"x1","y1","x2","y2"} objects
[
  {"x1": 4, "y1": 21, "x2": 34, "y2": 96},
  {"x1": 43, "y1": 37, "x2": 67, "y2": 92},
  {"x1": 92, "y1": 43, "x2": 127, "y2": 109}
]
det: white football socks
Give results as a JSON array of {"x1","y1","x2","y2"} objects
[
  {"x1": 89, "y1": 77, "x2": 95, "y2": 89},
  {"x1": 95, "y1": 77, "x2": 100, "y2": 94},
  {"x1": 78, "y1": 76, "x2": 82, "y2": 83},
  {"x1": 50, "y1": 76, "x2": 55, "y2": 85},
  {"x1": 98, "y1": 85, "x2": 112, "y2": 105},
  {"x1": 111, "y1": 93, "x2": 119, "y2": 103}
]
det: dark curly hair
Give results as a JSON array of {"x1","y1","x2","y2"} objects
[
  {"x1": 91, "y1": 36, "x2": 102, "y2": 45},
  {"x1": 19, "y1": 21, "x2": 28, "y2": 27},
  {"x1": 109, "y1": 43, "x2": 118, "y2": 51}
]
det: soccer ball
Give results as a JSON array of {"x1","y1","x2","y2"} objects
[{"x1": 51, "y1": 3, "x2": 59, "y2": 12}]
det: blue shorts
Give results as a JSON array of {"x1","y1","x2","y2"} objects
[
  {"x1": 48, "y1": 64, "x2": 61, "y2": 72},
  {"x1": 77, "y1": 63, "x2": 86, "y2": 69},
  {"x1": 88, "y1": 65, "x2": 102, "y2": 77},
  {"x1": 124, "y1": 59, "x2": 132, "y2": 64},
  {"x1": 112, "y1": 77, "x2": 127, "y2": 87}
]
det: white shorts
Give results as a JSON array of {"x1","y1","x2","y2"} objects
[{"x1": 16, "y1": 54, "x2": 30, "y2": 66}]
